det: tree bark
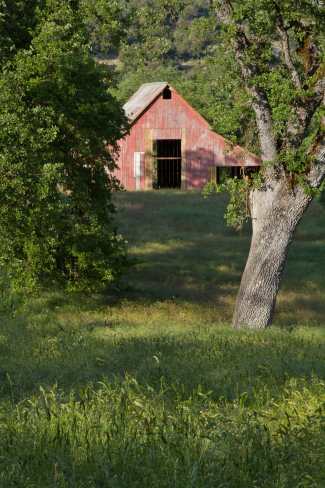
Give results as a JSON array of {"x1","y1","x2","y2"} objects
[{"x1": 232, "y1": 180, "x2": 312, "y2": 328}]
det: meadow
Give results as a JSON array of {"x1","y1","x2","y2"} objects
[{"x1": 1, "y1": 190, "x2": 325, "y2": 487}]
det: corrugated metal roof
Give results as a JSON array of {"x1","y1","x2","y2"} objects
[{"x1": 123, "y1": 82, "x2": 168, "y2": 122}]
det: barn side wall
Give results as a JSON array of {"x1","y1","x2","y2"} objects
[{"x1": 114, "y1": 89, "x2": 260, "y2": 190}]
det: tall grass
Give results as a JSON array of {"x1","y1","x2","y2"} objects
[
  {"x1": 1, "y1": 191, "x2": 325, "y2": 486},
  {"x1": 2, "y1": 375, "x2": 325, "y2": 487}
]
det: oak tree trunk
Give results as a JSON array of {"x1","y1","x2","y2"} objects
[{"x1": 232, "y1": 180, "x2": 312, "y2": 329}]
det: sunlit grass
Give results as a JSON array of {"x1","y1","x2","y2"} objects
[{"x1": 0, "y1": 190, "x2": 325, "y2": 486}]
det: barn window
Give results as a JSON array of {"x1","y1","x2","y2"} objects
[
  {"x1": 153, "y1": 139, "x2": 181, "y2": 188},
  {"x1": 162, "y1": 87, "x2": 172, "y2": 99}
]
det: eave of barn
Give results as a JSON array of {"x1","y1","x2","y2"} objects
[
  {"x1": 123, "y1": 82, "x2": 169, "y2": 123},
  {"x1": 115, "y1": 83, "x2": 261, "y2": 191}
]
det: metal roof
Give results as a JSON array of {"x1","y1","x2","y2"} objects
[{"x1": 123, "y1": 82, "x2": 169, "y2": 122}]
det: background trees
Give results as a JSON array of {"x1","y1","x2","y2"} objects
[{"x1": 0, "y1": 0, "x2": 129, "y2": 292}]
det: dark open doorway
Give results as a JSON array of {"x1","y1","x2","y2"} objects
[{"x1": 153, "y1": 139, "x2": 181, "y2": 189}]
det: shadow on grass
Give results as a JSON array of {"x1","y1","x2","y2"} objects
[
  {"x1": 2, "y1": 306, "x2": 325, "y2": 404},
  {"x1": 2, "y1": 191, "x2": 325, "y2": 401},
  {"x1": 116, "y1": 190, "x2": 325, "y2": 324},
  {"x1": 26, "y1": 191, "x2": 325, "y2": 324}
]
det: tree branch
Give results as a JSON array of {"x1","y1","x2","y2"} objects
[
  {"x1": 285, "y1": 70, "x2": 325, "y2": 149},
  {"x1": 276, "y1": 21, "x2": 302, "y2": 90},
  {"x1": 307, "y1": 97, "x2": 325, "y2": 187},
  {"x1": 307, "y1": 146, "x2": 325, "y2": 188},
  {"x1": 213, "y1": 0, "x2": 278, "y2": 163},
  {"x1": 296, "y1": 20, "x2": 320, "y2": 79},
  {"x1": 276, "y1": 14, "x2": 324, "y2": 150}
]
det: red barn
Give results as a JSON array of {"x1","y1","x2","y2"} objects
[{"x1": 114, "y1": 82, "x2": 261, "y2": 190}]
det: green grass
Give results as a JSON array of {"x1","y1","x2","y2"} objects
[{"x1": 1, "y1": 190, "x2": 325, "y2": 487}]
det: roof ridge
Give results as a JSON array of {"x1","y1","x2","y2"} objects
[
  {"x1": 123, "y1": 82, "x2": 169, "y2": 122},
  {"x1": 142, "y1": 81, "x2": 168, "y2": 85}
]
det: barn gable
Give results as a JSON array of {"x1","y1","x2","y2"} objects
[
  {"x1": 115, "y1": 83, "x2": 261, "y2": 190},
  {"x1": 123, "y1": 82, "x2": 169, "y2": 123}
]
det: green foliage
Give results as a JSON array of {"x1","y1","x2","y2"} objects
[
  {"x1": 203, "y1": 176, "x2": 254, "y2": 229},
  {"x1": 216, "y1": 0, "x2": 325, "y2": 147},
  {"x1": 81, "y1": 0, "x2": 129, "y2": 54},
  {"x1": 202, "y1": 0, "x2": 325, "y2": 229},
  {"x1": 206, "y1": 51, "x2": 259, "y2": 152},
  {"x1": 119, "y1": 0, "x2": 184, "y2": 69},
  {"x1": 0, "y1": 0, "x2": 42, "y2": 66},
  {"x1": 117, "y1": 0, "x2": 215, "y2": 62},
  {"x1": 0, "y1": 272, "x2": 16, "y2": 316},
  {"x1": 276, "y1": 150, "x2": 320, "y2": 198},
  {"x1": 173, "y1": 7, "x2": 216, "y2": 60},
  {"x1": 0, "y1": 0, "x2": 130, "y2": 292}
]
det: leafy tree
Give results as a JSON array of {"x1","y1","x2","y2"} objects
[
  {"x1": 81, "y1": 0, "x2": 129, "y2": 56},
  {"x1": 204, "y1": 49, "x2": 259, "y2": 153},
  {"x1": 119, "y1": 0, "x2": 183, "y2": 69},
  {"x1": 173, "y1": 2, "x2": 216, "y2": 60},
  {"x1": 116, "y1": 0, "x2": 219, "y2": 66},
  {"x1": 208, "y1": 0, "x2": 325, "y2": 328},
  {"x1": 0, "y1": 0, "x2": 130, "y2": 293}
]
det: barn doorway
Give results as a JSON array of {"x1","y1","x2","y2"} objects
[{"x1": 153, "y1": 139, "x2": 181, "y2": 189}]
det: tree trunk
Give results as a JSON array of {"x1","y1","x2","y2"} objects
[{"x1": 232, "y1": 180, "x2": 312, "y2": 329}]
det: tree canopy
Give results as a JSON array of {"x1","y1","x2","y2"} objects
[{"x1": 0, "y1": 0, "x2": 129, "y2": 292}]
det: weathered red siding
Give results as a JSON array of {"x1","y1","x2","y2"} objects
[{"x1": 114, "y1": 85, "x2": 260, "y2": 190}]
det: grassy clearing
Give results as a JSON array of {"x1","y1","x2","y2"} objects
[{"x1": 1, "y1": 191, "x2": 325, "y2": 486}]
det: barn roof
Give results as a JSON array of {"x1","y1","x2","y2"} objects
[{"x1": 123, "y1": 82, "x2": 169, "y2": 122}]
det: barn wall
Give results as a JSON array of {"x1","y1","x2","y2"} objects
[{"x1": 115, "y1": 88, "x2": 260, "y2": 190}]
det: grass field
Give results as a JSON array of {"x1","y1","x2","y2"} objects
[{"x1": 1, "y1": 190, "x2": 325, "y2": 487}]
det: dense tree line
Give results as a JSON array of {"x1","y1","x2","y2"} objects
[{"x1": 115, "y1": 0, "x2": 214, "y2": 61}]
